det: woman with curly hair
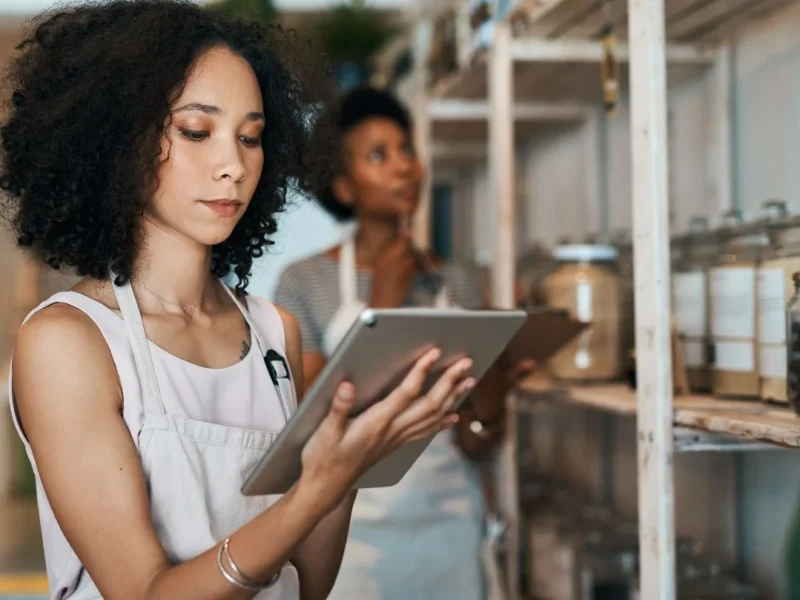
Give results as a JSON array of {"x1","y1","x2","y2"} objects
[
  {"x1": 274, "y1": 86, "x2": 534, "y2": 600},
  {"x1": 1, "y1": 2, "x2": 477, "y2": 599}
]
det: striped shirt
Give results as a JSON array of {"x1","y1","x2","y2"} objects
[{"x1": 274, "y1": 253, "x2": 484, "y2": 353}]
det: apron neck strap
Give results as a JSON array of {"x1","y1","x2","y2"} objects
[
  {"x1": 220, "y1": 285, "x2": 267, "y2": 357},
  {"x1": 339, "y1": 235, "x2": 358, "y2": 306},
  {"x1": 112, "y1": 276, "x2": 165, "y2": 417}
]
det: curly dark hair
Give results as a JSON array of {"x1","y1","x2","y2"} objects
[
  {"x1": 0, "y1": 0, "x2": 335, "y2": 290},
  {"x1": 309, "y1": 85, "x2": 412, "y2": 222}
]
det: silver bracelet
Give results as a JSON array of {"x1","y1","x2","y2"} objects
[{"x1": 216, "y1": 538, "x2": 282, "y2": 591}]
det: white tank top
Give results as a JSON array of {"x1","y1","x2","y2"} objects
[{"x1": 9, "y1": 286, "x2": 300, "y2": 599}]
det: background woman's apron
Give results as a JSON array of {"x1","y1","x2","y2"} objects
[{"x1": 323, "y1": 236, "x2": 487, "y2": 600}]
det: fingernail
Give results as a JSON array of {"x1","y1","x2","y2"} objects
[
  {"x1": 464, "y1": 377, "x2": 477, "y2": 389},
  {"x1": 450, "y1": 414, "x2": 460, "y2": 424},
  {"x1": 338, "y1": 383, "x2": 354, "y2": 401},
  {"x1": 460, "y1": 359, "x2": 474, "y2": 371},
  {"x1": 430, "y1": 348, "x2": 442, "y2": 360}
]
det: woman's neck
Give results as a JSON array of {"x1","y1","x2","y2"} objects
[
  {"x1": 131, "y1": 218, "x2": 217, "y2": 312},
  {"x1": 353, "y1": 218, "x2": 400, "y2": 268}
]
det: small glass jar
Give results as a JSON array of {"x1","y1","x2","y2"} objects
[
  {"x1": 710, "y1": 210, "x2": 770, "y2": 398},
  {"x1": 786, "y1": 272, "x2": 800, "y2": 415},
  {"x1": 545, "y1": 245, "x2": 621, "y2": 382},
  {"x1": 672, "y1": 217, "x2": 719, "y2": 393}
]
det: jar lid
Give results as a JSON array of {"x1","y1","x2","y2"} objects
[{"x1": 553, "y1": 244, "x2": 619, "y2": 262}]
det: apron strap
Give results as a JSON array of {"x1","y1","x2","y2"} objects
[
  {"x1": 339, "y1": 235, "x2": 358, "y2": 306},
  {"x1": 112, "y1": 278, "x2": 165, "y2": 417},
  {"x1": 221, "y1": 285, "x2": 297, "y2": 420}
]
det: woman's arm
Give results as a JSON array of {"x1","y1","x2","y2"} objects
[
  {"x1": 13, "y1": 305, "x2": 342, "y2": 600},
  {"x1": 277, "y1": 308, "x2": 355, "y2": 600}
]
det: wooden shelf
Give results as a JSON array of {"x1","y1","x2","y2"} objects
[
  {"x1": 513, "y1": 0, "x2": 792, "y2": 44},
  {"x1": 516, "y1": 380, "x2": 800, "y2": 449}
]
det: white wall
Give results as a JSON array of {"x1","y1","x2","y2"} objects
[{"x1": 247, "y1": 197, "x2": 343, "y2": 300}]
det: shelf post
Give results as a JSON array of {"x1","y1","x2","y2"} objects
[
  {"x1": 627, "y1": 0, "x2": 676, "y2": 598},
  {"x1": 411, "y1": 18, "x2": 433, "y2": 250},
  {"x1": 489, "y1": 22, "x2": 516, "y2": 310},
  {"x1": 489, "y1": 20, "x2": 519, "y2": 600}
]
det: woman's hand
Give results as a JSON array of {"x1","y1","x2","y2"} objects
[
  {"x1": 300, "y1": 348, "x2": 475, "y2": 511},
  {"x1": 455, "y1": 355, "x2": 536, "y2": 460},
  {"x1": 368, "y1": 233, "x2": 419, "y2": 308}
]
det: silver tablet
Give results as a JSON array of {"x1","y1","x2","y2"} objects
[{"x1": 241, "y1": 307, "x2": 526, "y2": 496}]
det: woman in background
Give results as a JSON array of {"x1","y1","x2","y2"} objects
[{"x1": 275, "y1": 86, "x2": 533, "y2": 600}]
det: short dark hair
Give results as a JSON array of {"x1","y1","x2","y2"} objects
[
  {"x1": 0, "y1": 0, "x2": 333, "y2": 291},
  {"x1": 309, "y1": 85, "x2": 412, "y2": 222}
]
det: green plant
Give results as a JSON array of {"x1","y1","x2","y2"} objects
[
  {"x1": 209, "y1": 0, "x2": 277, "y2": 22},
  {"x1": 314, "y1": 0, "x2": 401, "y2": 65}
]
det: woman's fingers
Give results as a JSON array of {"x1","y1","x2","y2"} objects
[
  {"x1": 323, "y1": 382, "x2": 356, "y2": 435},
  {"x1": 506, "y1": 359, "x2": 536, "y2": 384},
  {"x1": 386, "y1": 372, "x2": 477, "y2": 443},
  {"x1": 425, "y1": 357, "x2": 473, "y2": 407},
  {"x1": 377, "y1": 347, "x2": 442, "y2": 418}
]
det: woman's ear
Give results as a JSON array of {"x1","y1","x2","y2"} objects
[{"x1": 332, "y1": 176, "x2": 355, "y2": 208}]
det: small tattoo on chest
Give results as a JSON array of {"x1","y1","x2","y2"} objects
[{"x1": 240, "y1": 317, "x2": 251, "y2": 360}]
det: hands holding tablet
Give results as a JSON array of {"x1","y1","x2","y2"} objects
[{"x1": 299, "y1": 347, "x2": 476, "y2": 512}]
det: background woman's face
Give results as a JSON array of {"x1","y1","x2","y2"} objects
[
  {"x1": 150, "y1": 45, "x2": 265, "y2": 246},
  {"x1": 335, "y1": 117, "x2": 424, "y2": 221}
]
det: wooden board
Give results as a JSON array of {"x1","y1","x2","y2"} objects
[{"x1": 516, "y1": 379, "x2": 800, "y2": 448}]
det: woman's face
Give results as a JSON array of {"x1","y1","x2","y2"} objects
[
  {"x1": 149, "y1": 45, "x2": 265, "y2": 246},
  {"x1": 335, "y1": 117, "x2": 423, "y2": 221}
]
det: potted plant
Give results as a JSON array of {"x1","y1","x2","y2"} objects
[
  {"x1": 209, "y1": 0, "x2": 277, "y2": 22},
  {"x1": 313, "y1": 0, "x2": 402, "y2": 89}
]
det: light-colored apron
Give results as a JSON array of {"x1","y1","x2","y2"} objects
[
  {"x1": 70, "y1": 280, "x2": 301, "y2": 598},
  {"x1": 323, "y1": 235, "x2": 492, "y2": 600}
]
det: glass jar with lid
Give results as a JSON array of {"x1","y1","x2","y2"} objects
[
  {"x1": 757, "y1": 200, "x2": 800, "y2": 403},
  {"x1": 672, "y1": 216, "x2": 720, "y2": 393},
  {"x1": 544, "y1": 244, "x2": 621, "y2": 382},
  {"x1": 710, "y1": 210, "x2": 771, "y2": 398}
]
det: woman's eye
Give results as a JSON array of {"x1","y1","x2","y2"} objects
[
  {"x1": 240, "y1": 135, "x2": 261, "y2": 147},
  {"x1": 367, "y1": 149, "x2": 385, "y2": 162},
  {"x1": 179, "y1": 128, "x2": 209, "y2": 142}
]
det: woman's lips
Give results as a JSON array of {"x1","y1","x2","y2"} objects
[{"x1": 201, "y1": 199, "x2": 241, "y2": 217}]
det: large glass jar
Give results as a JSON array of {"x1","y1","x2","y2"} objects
[
  {"x1": 545, "y1": 244, "x2": 621, "y2": 382},
  {"x1": 710, "y1": 211, "x2": 770, "y2": 398},
  {"x1": 672, "y1": 217, "x2": 719, "y2": 393},
  {"x1": 757, "y1": 202, "x2": 800, "y2": 403}
]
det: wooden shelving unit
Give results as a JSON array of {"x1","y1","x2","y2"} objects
[{"x1": 390, "y1": 0, "x2": 798, "y2": 598}]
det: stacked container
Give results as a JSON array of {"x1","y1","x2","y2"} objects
[
  {"x1": 710, "y1": 210, "x2": 770, "y2": 398},
  {"x1": 671, "y1": 217, "x2": 719, "y2": 393}
]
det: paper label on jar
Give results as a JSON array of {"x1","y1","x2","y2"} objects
[
  {"x1": 710, "y1": 267, "x2": 756, "y2": 339},
  {"x1": 758, "y1": 268, "x2": 787, "y2": 344},
  {"x1": 759, "y1": 344, "x2": 787, "y2": 379},
  {"x1": 714, "y1": 341, "x2": 754, "y2": 372},
  {"x1": 673, "y1": 271, "x2": 706, "y2": 337},
  {"x1": 574, "y1": 281, "x2": 593, "y2": 370},
  {"x1": 683, "y1": 340, "x2": 706, "y2": 367}
]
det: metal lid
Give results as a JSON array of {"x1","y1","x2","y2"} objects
[{"x1": 553, "y1": 244, "x2": 619, "y2": 262}]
